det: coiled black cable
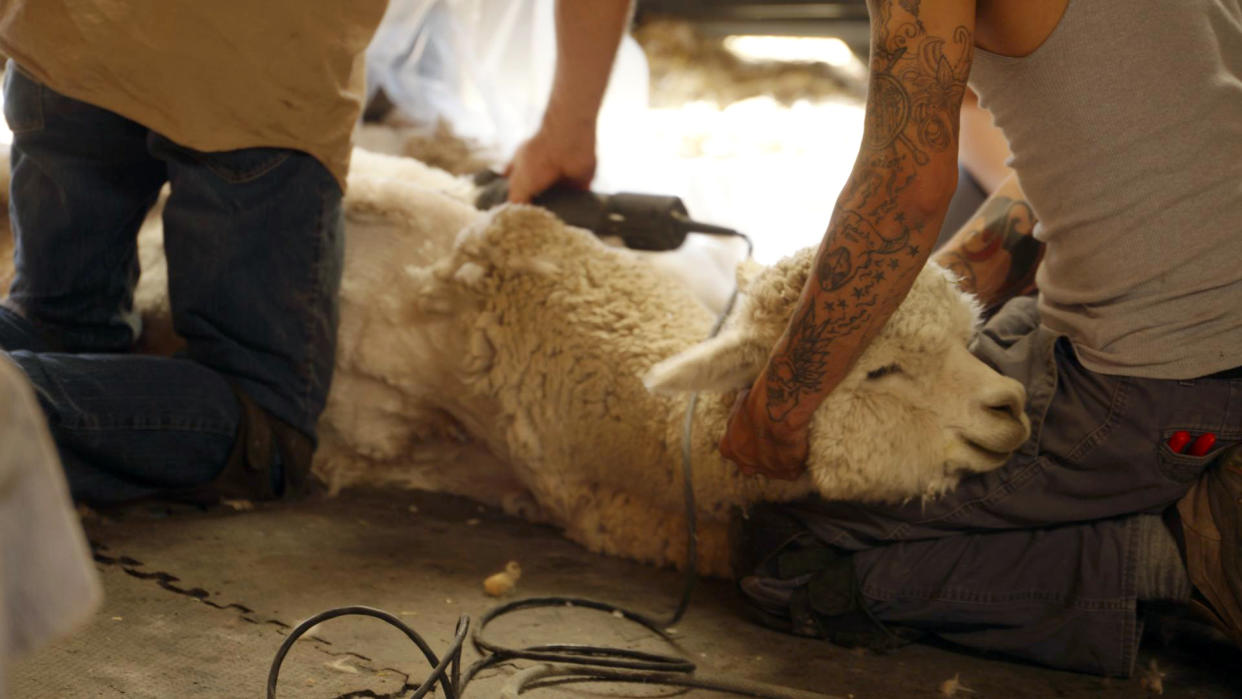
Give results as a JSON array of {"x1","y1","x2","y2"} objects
[{"x1": 265, "y1": 232, "x2": 830, "y2": 698}]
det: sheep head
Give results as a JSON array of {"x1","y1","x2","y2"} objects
[{"x1": 646, "y1": 248, "x2": 1032, "y2": 503}]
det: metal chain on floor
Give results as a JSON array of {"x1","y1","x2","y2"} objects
[{"x1": 265, "y1": 233, "x2": 834, "y2": 698}]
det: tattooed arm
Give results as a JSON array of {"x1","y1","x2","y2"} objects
[
  {"x1": 721, "y1": 0, "x2": 977, "y2": 479},
  {"x1": 933, "y1": 172, "x2": 1044, "y2": 312}
]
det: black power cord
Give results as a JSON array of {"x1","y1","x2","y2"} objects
[{"x1": 265, "y1": 232, "x2": 832, "y2": 698}]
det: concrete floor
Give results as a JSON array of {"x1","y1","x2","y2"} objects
[{"x1": 11, "y1": 488, "x2": 1241, "y2": 698}]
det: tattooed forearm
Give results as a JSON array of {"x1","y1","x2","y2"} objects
[
  {"x1": 936, "y1": 194, "x2": 1044, "y2": 311},
  {"x1": 762, "y1": 0, "x2": 973, "y2": 425},
  {"x1": 767, "y1": 286, "x2": 881, "y2": 421}
]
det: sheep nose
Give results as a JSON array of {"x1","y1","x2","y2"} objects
[{"x1": 983, "y1": 384, "x2": 1025, "y2": 421}]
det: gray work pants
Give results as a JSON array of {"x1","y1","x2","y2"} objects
[{"x1": 781, "y1": 296, "x2": 1242, "y2": 676}]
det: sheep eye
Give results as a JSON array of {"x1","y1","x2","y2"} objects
[{"x1": 865, "y1": 363, "x2": 903, "y2": 380}]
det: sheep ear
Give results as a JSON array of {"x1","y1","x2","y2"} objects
[{"x1": 643, "y1": 332, "x2": 768, "y2": 394}]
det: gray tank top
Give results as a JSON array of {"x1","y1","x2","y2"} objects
[{"x1": 970, "y1": 0, "x2": 1242, "y2": 379}]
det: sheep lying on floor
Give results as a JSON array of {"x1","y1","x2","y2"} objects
[
  {"x1": 0, "y1": 150, "x2": 1030, "y2": 576},
  {"x1": 325, "y1": 156, "x2": 1031, "y2": 575}
]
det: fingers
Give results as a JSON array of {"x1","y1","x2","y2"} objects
[
  {"x1": 505, "y1": 154, "x2": 540, "y2": 204},
  {"x1": 506, "y1": 173, "x2": 537, "y2": 204},
  {"x1": 506, "y1": 137, "x2": 556, "y2": 203},
  {"x1": 505, "y1": 132, "x2": 597, "y2": 204},
  {"x1": 506, "y1": 158, "x2": 562, "y2": 204},
  {"x1": 762, "y1": 462, "x2": 809, "y2": 481}
]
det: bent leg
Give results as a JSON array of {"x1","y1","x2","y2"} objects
[
  {"x1": 0, "y1": 72, "x2": 328, "y2": 502},
  {"x1": 737, "y1": 507, "x2": 1152, "y2": 675},
  {"x1": 149, "y1": 136, "x2": 343, "y2": 440},
  {"x1": 2, "y1": 63, "x2": 165, "y2": 352},
  {"x1": 4, "y1": 350, "x2": 239, "y2": 503},
  {"x1": 853, "y1": 516, "x2": 1145, "y2": 676}
]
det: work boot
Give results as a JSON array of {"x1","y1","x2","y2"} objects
[
  {"x1": 182, "y1": 388, "x2": 314, "y2": 503},
  {"x1": 731, "y1": 504, "x2": 924, "y2": 651},
  {"x1": 1175, "y1": 444, "x2": 1242, "y2": 647}
]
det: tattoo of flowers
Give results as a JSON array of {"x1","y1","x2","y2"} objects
[{"x1": 903, "y1": 26, "x2": 971, "y2": 152}]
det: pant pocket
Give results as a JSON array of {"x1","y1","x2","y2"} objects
[
  {"x1": 192, "y1": 147, "x2": 293, "y2": 184},
  {"x1": 3, "y1": 62, "x2": 44, "y2": 134},
  {"x1": 151, "y1": 134, "x2": 293, "y2": 184},
  {"x1": 1156, "y1": 432, "x2": 1239, "y2": 483}
]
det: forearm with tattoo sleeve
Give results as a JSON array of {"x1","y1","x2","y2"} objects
[
  {"x1": 721, "y1": 0, "x2": 978, "y2": 478},
  {"x1": 933, "y1": 172, "x2": 1044, "y2": 312}
]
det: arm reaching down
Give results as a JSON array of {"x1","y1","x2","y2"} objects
[
  {"x1": 722, "y1": 0, "x2": 977, "y2": 479},
  {"x1": 933, "y1": 172, "x2": 1044, "y2": 312},
  {"x1": 505, "y1": 0, "x2": 633, "y2": 203}
]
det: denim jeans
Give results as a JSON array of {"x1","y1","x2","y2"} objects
[
  {"x1": 1, "y1": 63, "x2": 343, "y2": 502},
  {"x1": 739, "y1": 296, "x2": 1242, "y2": 677}
]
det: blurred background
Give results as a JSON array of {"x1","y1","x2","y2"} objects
[{"x1": 358, "y1": 0, "x2": 875, "y2": 264}]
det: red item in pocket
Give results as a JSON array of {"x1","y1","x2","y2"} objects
[
  {"x1": 1187, "y1": 433, "x2": 1217, "y2": 457},
  {"x1": 1166, "y1": 431, "x2": 1192, "y2": 454}
]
